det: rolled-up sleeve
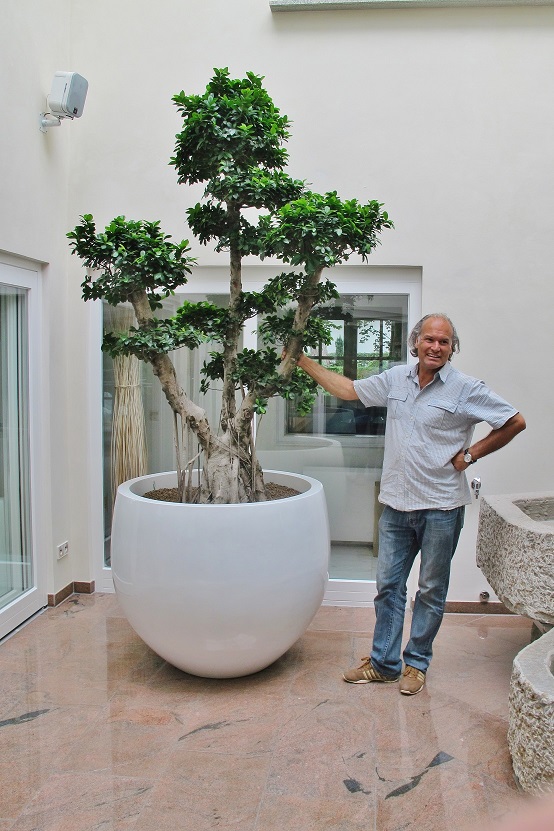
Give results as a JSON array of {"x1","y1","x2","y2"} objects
[
  {"x1": 463, "y1": 381, "x2": 518, "y2": 429},
  {"x1": 354, "y1": 369, "x2": 395, "y2": 408}
]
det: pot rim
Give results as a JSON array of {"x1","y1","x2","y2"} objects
[{"x1": 116, "y1": 468, "x2": 324, "y2": 507}]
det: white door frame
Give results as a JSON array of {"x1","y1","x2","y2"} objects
[
  {"x1": 0, "y1": 255, "x2": 47, "y2": 637},
  {"x1": 94, "y1": 264, "x2": 422, "y2": 605}
]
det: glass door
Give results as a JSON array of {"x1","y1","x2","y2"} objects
[
  {"x1": 99, "y1": 268, "x2": 420, "y2": 607},
  {"x1": 102, "y1": 294, "x2": 230, "y2": 566},
  {"x1": 0, "y1": 261, "x2": 43, "y2": 638},
  {"x1": 255, "y1": 290, "x2": 410, "y2": 599}
]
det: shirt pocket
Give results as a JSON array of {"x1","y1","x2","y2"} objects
[
  {"x1": 387, "y1": 388, "x2": 408, "y2": 418},
  {"x1": 427, "y1": 398, "x2": 459, "y2": 429}
]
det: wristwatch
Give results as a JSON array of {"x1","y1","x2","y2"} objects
[{"x1": 463, "y1": 449, "x2": 475, "y2": 465}]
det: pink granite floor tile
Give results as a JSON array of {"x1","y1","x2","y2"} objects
[
  {"x1": 171, "y1": 691, "x2": 293, "y2": 756},
  {"x1": 255, "y1": 793, "x2": 375, "y2": 830},
  {"x1": 8, "y1": 772, "x2": 154, "y2": 831},
  {"x1": 0, "y1": 672, "x2": 38, "y2": 720},
  {"x1": 0, "y1": 701, "x2": 104, "y2": 754},
  {"x1": 375, "y1": 757, "x2": 521, "y2": 831},
  {"x1": 45, "y1": 593, "x2": 120, "y2": 620},
  {"x1": 437, "y1": 614, "x2": 485, "y2": 627},
  {"x1": 288, "y1": 628, "x2": 355, "y2": 664},
  {"x1": 433, "y1": 616, "x2": 532, "y2": 662},
  {"x1": 287, "y1": 630, "x2": 363, "y2": 697},
  {"x1": 16, "y1": 637, "x2": 166, "y2": 707},
  {"x1": 265, "y1": 696, "x2": 377, "y2": 803},
  {"x1": 142, "y1": 644, "x2": 301, "y2": 698},
  {"x1": 372, "y1": 692, "x2": 517, "y2": 789},
  {"x1": 49, "y1": 706, "x2": 184, "y2": 778},
  {"x1": 309, "y1": 605, "x2": 375, "y2": 633},
  {"x1": 134, "y1": 753, "x2": 271, "y2": 831},
  {"x1": 426, "y1": 654, "x2": 520, "y2": 719},
  {"x1": 0, "y1": 598, "x2": 536, "y2": 831},
  {"x1": 0, "y1": 704, "x2": 108, "y2": 817}
]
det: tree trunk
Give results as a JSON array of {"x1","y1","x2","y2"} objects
[
  {"x1": 199, "y1": 419, "x2": 265, "y2": 503},
  {"x1": 128, "y1": 290, "x2": 263, "y2": 504}
]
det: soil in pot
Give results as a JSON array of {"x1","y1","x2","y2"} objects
[{"x1": 144, "y1": 482, "x2": 299, "y2": 503}]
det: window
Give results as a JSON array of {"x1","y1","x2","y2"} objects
[
  {"x1": 286, "y1": 293, "x2": 407, "y2": 438},
  {"x1": 100, "y1": 265, "x2": 421, "y2": 604},
  {"x1": 0, "y1": 257, "x2": 44, "y2": 635},
  {"x1": 0, "y1": 285, "x2": 32, "y2": 610},
  {"x1": 256, "y1": 290, "x2": 410, "y2": 586},
  {"x1": 102, "y1": 294, "x2": 231, "y2": 566}
]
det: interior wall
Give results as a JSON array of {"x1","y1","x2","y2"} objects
[
  {"x1": 67, "y1": 0, "x2": 553, "y2": 601},
  {"x1": 4, "y1": 0, "x2": 553, "y2": 600},
  {"x1": 1, "y1": 0, "x2": 78, "y2": 597}
]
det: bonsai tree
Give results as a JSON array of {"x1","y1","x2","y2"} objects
[{"x1": 68, "y1": 68, "x2": 392, "y2": 504}]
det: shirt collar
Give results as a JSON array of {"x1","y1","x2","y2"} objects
[{"x1": 409, "y1": 361, "x2": 453, "y2": 384}]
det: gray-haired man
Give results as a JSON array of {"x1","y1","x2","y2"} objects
[{"x1": 296, "y1": 313, "x2": 525, "y2": 694}]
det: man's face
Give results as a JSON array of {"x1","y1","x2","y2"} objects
[{"x1": 415, "y1": 317, "x2": 453, "y2": 374}]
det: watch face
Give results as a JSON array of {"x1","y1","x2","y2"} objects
[{"x1": 464, "y1": 452, "x2": 472, "y2": 463}]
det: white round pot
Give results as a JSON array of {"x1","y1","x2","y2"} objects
[{"x1": 111, "y1": 470, "x2": 330, "y2": 678}]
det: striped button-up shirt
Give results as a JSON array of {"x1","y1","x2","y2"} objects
[{"x1": 353, "y1": 362, "x2": 518, "y2": 511}]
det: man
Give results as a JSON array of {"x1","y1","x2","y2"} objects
[{"x1": 296, "y1": 313, "x2": 525, "y2": 695}]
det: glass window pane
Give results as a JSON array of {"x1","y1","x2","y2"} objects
[
  {"x1": 256, "y1": 292, "x2": 408, "y2": 581},
  {"x1": 0, "y1": 287, "x2": 32, "y2": 609},
  {"x1": 102, "y1": 294, "x2": 234, "y2": 566}
]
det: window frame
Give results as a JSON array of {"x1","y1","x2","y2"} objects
[
  {"x1": 95, "y1": 264, "x2": 422, "y2": 605},
  {"x1": 0, "y1": 254, "x2": 46, "y2": 636},
  {"x1": 270, "y1": 0, "x2": 552, "y2": 10}
]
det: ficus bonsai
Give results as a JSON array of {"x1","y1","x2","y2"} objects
[{"x1": 68, "y1": 68, "x2": 392, "y2": 504}]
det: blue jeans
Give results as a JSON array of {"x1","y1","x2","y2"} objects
[{"x1": 370, "y1": 505, "x2": 465, "y2": 678}]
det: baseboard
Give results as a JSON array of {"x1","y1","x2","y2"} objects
[
  {"x1": 443, "y1": 600, "x2": 514, "y2": 615},
  {"x1": 74, "y1": 581, "x2": 95, "y2": 595},
  {"x1": 47, "y1": 581, "x2": 96, "y2": 607}
]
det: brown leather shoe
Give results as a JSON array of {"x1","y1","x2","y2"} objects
[
  {"x1": 343, "y1": 657, "x2": 400, "y2": 684},
  {"x1": 400, "y1": 665, "x2": 426, "y2": 695}
]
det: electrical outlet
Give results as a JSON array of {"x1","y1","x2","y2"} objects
[{"x1": 56, "y1": 541, "x2": 69, "y2": 560}]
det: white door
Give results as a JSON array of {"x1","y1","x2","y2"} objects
[{"x1": 0, "y1": 259, "x2": 45, "y2": 638}]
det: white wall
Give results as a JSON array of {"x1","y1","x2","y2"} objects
[
  {"x1": 4, "y1": 0, "x2": 554, "y2": 599},
  {"x1": 0, "y1": 0, "x2": 81, "y2": 597}
]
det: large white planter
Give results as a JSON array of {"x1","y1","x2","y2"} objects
[{"x1": 111, "y1": 470, "x2": 330, "y2": 678}]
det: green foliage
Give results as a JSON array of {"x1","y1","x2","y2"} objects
[
  {"x1": 68, "y1": 68, "x2": 393, "y2": 452},
  {"x1": 171, "y1": 68, "x2": 291, "y2": 185},
  {"x1": 187, "y1": 169, "x2": 305, "y2": 254},
  {"x1": 199, "y1": 344, "x2": 319, "y2": 416},
  {"x1": 173, "y1": 300, "x2": 230, "y2": 338},
  {"x1": 103, "y1": 317, "x2": 213, "y2": 361},
  {"x1": 68, "y1": 215, "x2": 195, "y2": 308},
  {"x1": 258, "y1": 309, "x2": 336, "y2": 351},
  {"x1": 247, "y1": 367, "x2": 320, "y2": 417},
  {"x1": 258, "y1": 190, "x2": 393, "y2": 272},
  {"x1": 203, "y1": 168, "x2": 306, "y2": 214}
]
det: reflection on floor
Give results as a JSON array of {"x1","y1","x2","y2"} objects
[
  {"x1": 0, "y1": 595, "x2": 535, "y2": 830},
  {"x1": 330, "y1": 542, "x2": 377, "y2": 581}
]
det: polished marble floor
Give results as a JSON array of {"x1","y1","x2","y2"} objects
[{"x1": 0, "y1": 594, "x2": 536, "y2": 830}]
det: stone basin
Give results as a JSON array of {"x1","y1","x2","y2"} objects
[
  {"x1": 514, "y1": 496, "x2": 554, "y2": 528},
  {"x1": 508, "y1": 628, "x2": 554, "y2": 794},
  {"x1": 478, "y1": 492, "x2": 554, "y2": 794},
  {"x1": 477, "y1": 492, "x2": 554, "y2": 627}
]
